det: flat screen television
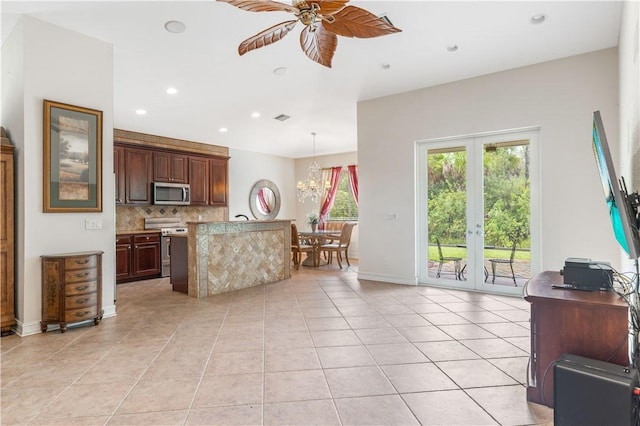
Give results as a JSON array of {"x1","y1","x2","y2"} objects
[{"x1": 592, "y1": 110, "x2": 640, "y2": 260}]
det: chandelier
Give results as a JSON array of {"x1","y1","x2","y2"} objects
[{"x1": 297, "y1": 132, "x2": 329, "y2": 203}]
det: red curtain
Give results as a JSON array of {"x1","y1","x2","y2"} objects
[
  {"x1": 258, "y1": 188, "x2": 270, "y2": 213},
  {"x1": 347, "y1": 164, "x2": 358, "y2": 206},
  {"x1": 319, "y1": 166, "x2": 342, "y2": 229}
]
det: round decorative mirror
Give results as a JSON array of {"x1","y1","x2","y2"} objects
[{"x1": 249, "y1": 179, "x2": 281, "y2": 220}]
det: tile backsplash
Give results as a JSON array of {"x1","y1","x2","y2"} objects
[{"x1": 116, "y1": 206, "x2": 228, "y2": 232}]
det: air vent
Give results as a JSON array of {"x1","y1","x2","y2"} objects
[{"x1": 274, "y1": 114, "x2": 290, "y2": 122}]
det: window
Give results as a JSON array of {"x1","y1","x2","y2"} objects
[{"x1": 329, "y1": 170, "x2": 358, "y2": 220}]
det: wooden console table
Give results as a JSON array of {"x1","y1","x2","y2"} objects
[{"x1": 524, "y1": 271, "x2": 628, "y2": 407}]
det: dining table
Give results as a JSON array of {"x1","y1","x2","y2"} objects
[{"x1": 297, "y1": 230, "x2": 341, "y2": 267}]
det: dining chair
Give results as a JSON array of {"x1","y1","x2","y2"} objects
[
  {"x1": 291, "y1": 223, "x2": 315, "y2": 269},
  {"x1": 488, "y1": 243, "x2": 517, "y2": 285},
  {"x1": 320, "y1": 222, "x2": 356, "y2": 268},
  {"x1": 435, "y1": 238, "x2": 462, "y2": 280},
  {"x1": 321, "y1": 222, "x2": 344, "y2": 260}
]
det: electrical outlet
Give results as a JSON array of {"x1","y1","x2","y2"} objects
[{"x1": 85, "y1": 218, "x2": 102, "y2": 230}]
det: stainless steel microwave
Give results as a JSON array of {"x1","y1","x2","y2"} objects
[{"x1": 152, "y1": 182, "x2": 190, "y2": 205}]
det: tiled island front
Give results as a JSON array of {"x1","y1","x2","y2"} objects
[{"x1": 187, "y1": 220, "x2": 292, "y2": 298}]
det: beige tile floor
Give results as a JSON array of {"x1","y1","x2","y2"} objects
[{"x1": 1, "y1": 261, "x2": 553, "y2": 425}]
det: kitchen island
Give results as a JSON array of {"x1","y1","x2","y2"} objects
[{"x1": 185, "y1": 220, "x2": 292, "y2": 298}]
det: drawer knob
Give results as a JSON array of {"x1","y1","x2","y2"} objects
[
  {"x1": 75, "y1": 272, "x2": 90, "y2": 278},
  {"x1": 75, "y1": 311, "x2": 89, "y2": 317},
  {"x1": 75, "y1": 298, "x2": 88, "y2": 304},
  {"x1": 75, "y1": 285, "x2": 89, "y2": 291},
  {"x1": 75, "y1": 259, "x2": 90, "y2": 265}
]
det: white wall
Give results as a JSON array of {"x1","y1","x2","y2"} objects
[
  {"x1": 619, "y1": 1, "x2": 640, "y2": 271},
  {"x1": 228, "y1": 148, "x2": 296, "y2": 220},
  {"x1": 358, "y1": 48, "x2": 620, "y2": 285},
  {"x1": 294, "y1": 151, "x2": 359, "y2": 259},
  {"x1": 1, "y1": 16, "x2": 115, "y2": 335}
]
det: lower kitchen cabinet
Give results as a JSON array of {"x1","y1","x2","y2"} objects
[
  {"x1": 116, "y1": 232, "x2": 161, "y2": 283},
  {"x1": 41, "y1": 251, "x2": 104, "y2": 333}
]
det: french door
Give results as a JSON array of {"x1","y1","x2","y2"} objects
[{"x1": 417, "y1": 129, "x2": 539, "y2": 296}]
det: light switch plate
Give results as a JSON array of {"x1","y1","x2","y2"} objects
[{"x1": 85, "y1": 218, "x2": 102, "y2": 230}]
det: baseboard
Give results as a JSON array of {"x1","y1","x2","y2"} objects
[
  {"x1": 357, "y1": 271, "x2": 417, "y2": 286},
  {"x1": 103, "y1": 304, "x2": 117, "y2": 319},
  {"x1": 13, "y1": 319, "x2": 42, "y2": 337}
]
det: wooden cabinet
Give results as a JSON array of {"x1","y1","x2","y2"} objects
[
  {"x1": 114, "y1": 145, "x2": 125, "y2": 205},
  {"x1": 116, "y1": 232, "x2": 161, "y2": 283},
  {"x1": 41, "y1": 251, "x2": 104, "y2": 333},
  {"x1": 115, "y1": 234, "x2": 132, "y2": 281},
  {"x1": 524, "y1": 271, "x2": 628, "y2": 407},
  {"x1": 189, "y1": 155, "x2": 229, "y2": 207},
  {"x1": 209, "y1": 157, "x2": 228, "y2": 206},
  {"x1": 114, "y1": 133, "x2": 229, "y2": 207},
  {"x1": 124, "y1": 147, "x2": 153, "y2": 204},
  {"x1": 1, "y1": 136, "x2": 15, "y2": 334},
  {"x1": 189, "y1": 156, "x2": 209, "y2": 206},
  {"x1": 153, "y1": 151, "x2": 188, "y2": 183},
  {"x1": 132, "y1": 234, "x2": 161, "y2": 277},
  {"x1": 170, "y1": 235, "x2": 188, "y2": 294}
]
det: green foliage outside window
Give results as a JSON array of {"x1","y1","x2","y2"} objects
[
  {"x1": 428, "y1": 145, "x2": 530, "y2": 248},
  {"x1": 329, "y1": 171, "x2": 358, "y2": 220}
]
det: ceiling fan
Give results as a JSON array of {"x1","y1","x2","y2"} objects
[{"x1": 217, "y1": 0, "x2": 401, "y2": 68}]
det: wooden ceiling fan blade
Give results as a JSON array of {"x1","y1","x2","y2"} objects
[
  {"x1": 238, "y1": 20, "x2": 298, "y2": 56},
  {"x1": 300, "y1": 24, "x2": 337, "y2": 68},
  {"x1": 217, "y1": 0, "x2": 298, "y2": 14},
  {"x1": 313, "y1": 0, "x2": 349, "y2": 15},
  {"x1": 322, "y1": 5, "x2": 401, "y2": 38}
]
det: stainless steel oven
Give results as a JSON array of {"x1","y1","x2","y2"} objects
[{"x1": 144, "y1": 218, "x2": 187, "y2": 278}]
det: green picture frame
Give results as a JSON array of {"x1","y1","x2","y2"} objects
[{"x1": 43, "y1": 100, "x2": 102, "y2": 213}]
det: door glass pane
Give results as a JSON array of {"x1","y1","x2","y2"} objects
[
  {"x1": 427, "y1": 148, "x2": 468, "y2": 281},
  {"x1": 482, "y1": 141, "x2": 531, "y2": 287}
]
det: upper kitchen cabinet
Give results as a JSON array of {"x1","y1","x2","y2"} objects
[
  {"x1": 114, "y1": 145, "x2": 125, "y2": 205},
  {"x1": 153, "y1": 151, "x2": 188, "y2": 184},
  {"x1": 124, "y1": 147, "x2": 153, "y2": 205},
  {"x1": 209, "y1": 157, "x2": 228, "y2": 206},
  {"x1": 189, "y1": 156, "x2": 229, "y2": 207},
  {"x1": 114, "y1": 129, "x2": 229, "y2": 207}
]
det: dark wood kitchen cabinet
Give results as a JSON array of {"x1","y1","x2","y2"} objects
[
  {"x1": 115, "y1": 234, "x2": 132, "y2": 281},
  {"x1": 116, "y1": 232, "x2": 161, "y2": 283},
  {"x1": 209, "y1": 157, "x2": 228, "y2": 206},
  {"x1": 114, "y1": 144, "x2": 153, "y2": 205},
  {"x1": 124, "y1": 148, "x2": 153, "y2": 205},
  {"x1": 189, "y1": 155, "x2": 228, "y2": 207},
  {"x1": 153, "y1": 151, "x2": 188, "y2": 183},
  {"x1": 114, "y1": 145, "x2": 125, "y2": 205}
]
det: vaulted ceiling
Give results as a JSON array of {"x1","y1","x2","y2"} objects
[{"x1": 2, "y1": 1, "x2": 622, "y2": 158}]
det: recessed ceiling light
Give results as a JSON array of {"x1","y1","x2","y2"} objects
[
  {"x1": 273, "y1": 67, "x2": 288, "y2": 76},
  {"x1": 530, "y1": 14, "x2": 547, "y2": 24},
  {"x1": 219, "y1": 127, "x2": 228, "y2": 133},
  {"x1": 165, "y1": 20, "x2": 186, "y2": 34},
  {"x1": 166, "y1": 87, "x2": 178, "y2": 95},
  {"x1": 251, "y1": 112, "x2": 261, "y2": 118},
  {"x1": 446, "y1": 45, "x2": 459, "y2": 52},
  {"x1": 136, "y1": 109, "x2": 147, "y2": 115}
]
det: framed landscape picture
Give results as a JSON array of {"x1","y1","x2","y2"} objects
[{"x1": 43, "y1": 100, "x2": 103, "y2": 212}]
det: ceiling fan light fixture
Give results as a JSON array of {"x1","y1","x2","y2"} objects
[{"x1": 164, "y1": 20, "x2": 186, "y2": 34}]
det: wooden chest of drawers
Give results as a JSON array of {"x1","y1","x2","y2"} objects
[{"x1": 41, "y1": 251, "x2": 104, "y2": 333}]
